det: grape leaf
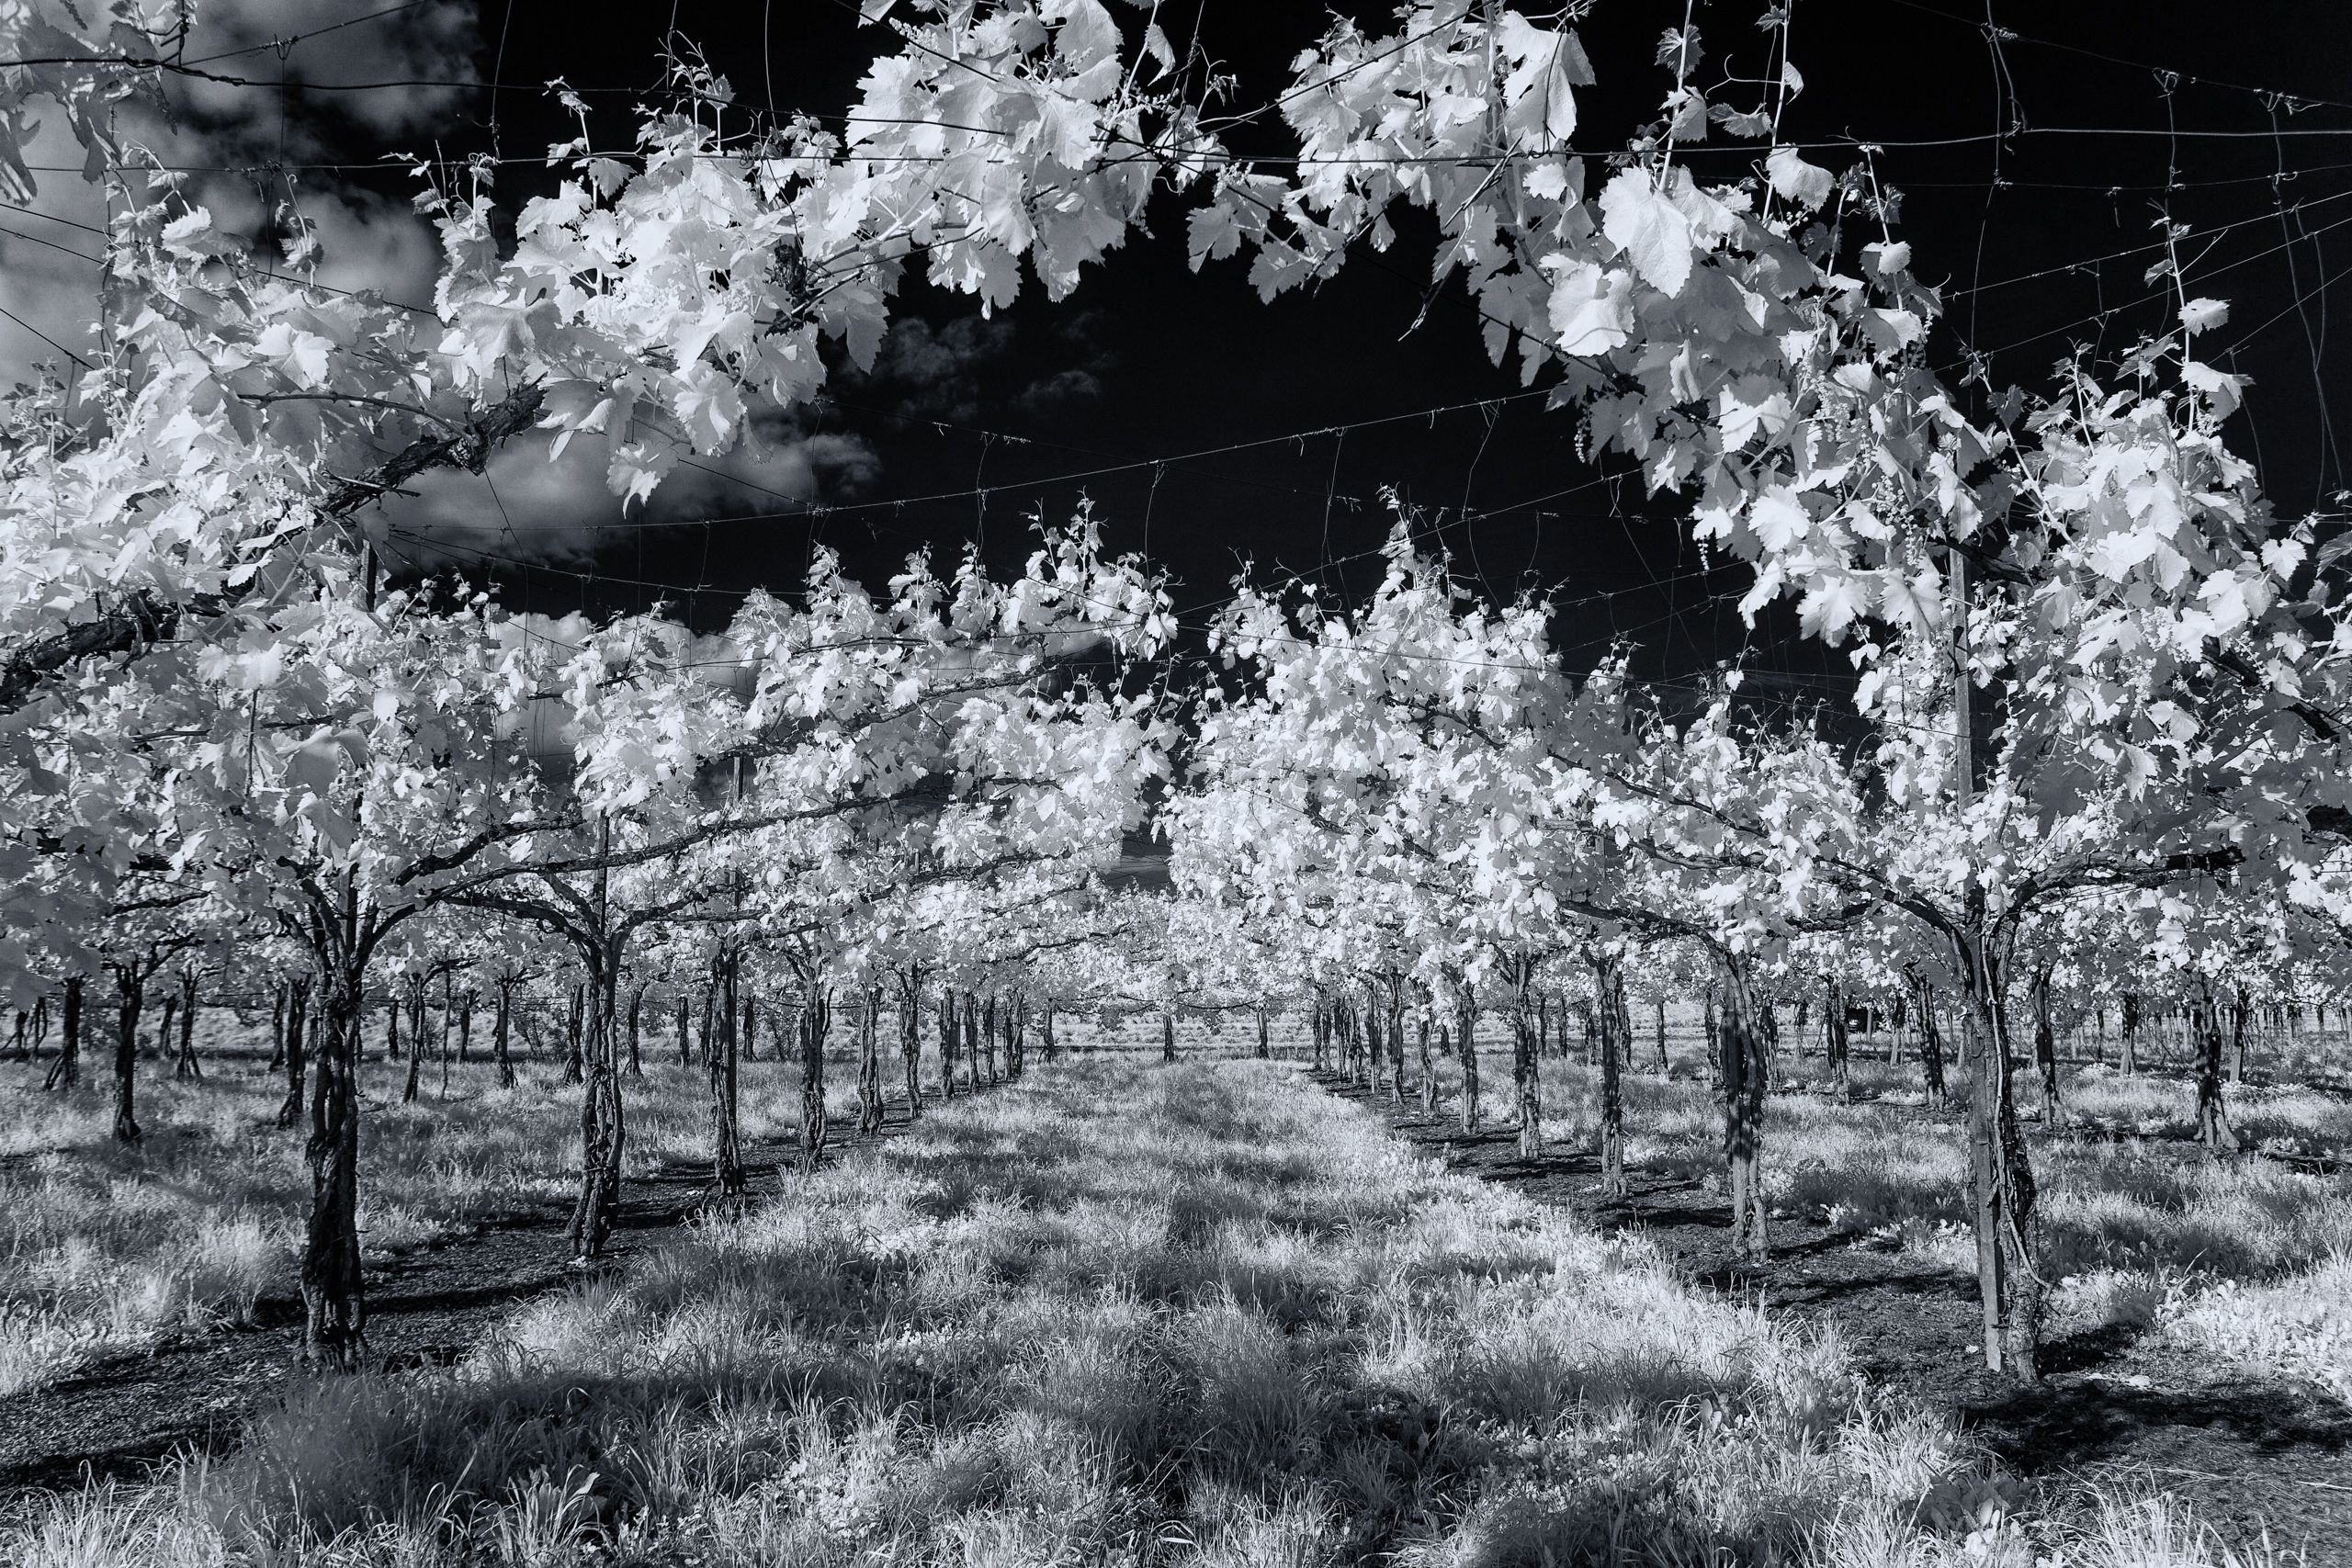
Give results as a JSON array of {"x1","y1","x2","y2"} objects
[
  {"x1": 1599, "y1": 169, "x2": 1692, "y2": 297},
  {"x1": 2179, "y1": 298, "x2": 2230, "y2": 334},
  {"x1": 1765, "y1": 146, "x2": 1833, "y2": 210},
  {"x1": 1544, "y1": 257, "x2": 1634, "y2": 356}
]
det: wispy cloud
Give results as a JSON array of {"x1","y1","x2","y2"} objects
[
  {"x1": 0, "y1": 0, "x2": 480, "y2": 373},
  {"x1": 376, "y1": 413, "x2": 884, "y2": 570}
]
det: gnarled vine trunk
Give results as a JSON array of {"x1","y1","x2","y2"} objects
[
  {"x1": 2031, "y1": 965, "x2": 2065, "y2": 1131},
  {"x1": 563, "y1": 982, "x2": 585, "y2": 1085},
  {"x1": 1959, "y1": 932, "x2": 2041, "y2": 1382},
  {"x1": 899, "y1": 971, "x2": 923, "y2": 1116},
  {"x1": 1915, "y1": 977, "x2": 1946, "y2": 1109},
  {"x1": 1596, "y1": 952, "x2": 1628, "y2": 1200},
  {"x1": 1385, "y1": 979, "x2": 1406, "y2": 1107},
  {"x1": 857, "y1": 987, "x2": 885, "y2": 1134},
  {"x1": 708, "y1": 951, "x2": 744, "y2": 1201},
  {"x1": 799, "y1": 987, "x2": 831, "y2": 1175},
  {"x1": 1508, "y1": 957, "x2": 1542, "y2": 1159},
  {"x1": 1455, "y1": 992, "x2": 1480, "y2": 1134},
  {"x1": 570, "y1": 830, "x2": 629, "y2": 1261},
  {"x1": 277, "y1": 976, "x2": 311, "y2": 1128},
  {"x1": 401, "y1": 974, "x2": 426, "y2": 1105},
  {"x1": 1717, "y1": 953, "x2": 1768, "y2": 1263},
  {"x1": 302, "y1": 968, "x2": 367, "y2": 1370},
  {"x1": 495, "y1": 980, "x2": 519, "y2": 1089},
  {"x1": 42, "y1": 976, "x2": 81, "y2": 1090},
  {"x1": 570, "y1": 953, "x2": 626, "y2": 1260},
  {"x1": 938, "y1": 989, "x2": 957, "y2": 1100},
  {"x1": 2228, "y1": 986, "x2": 2248, "y2": 1086},
  {"x1": 172, "y1": 969, "x2": 201, "y2": 1081},
  {"x1": 1703, "y1": 985, "x2": 1722, "y2": 1091},
  {"x1": 963, "y1": 991, "x2": 981, "y2": 1086},
  {"x1": 436, "y1": 970, "x2": 455, "y2": 1099},
  {"x1": 110, "y1": 963, "x2": 143, "y2": 1144},
  {"x1": 626, "y1": 982, "x2": 644, "y2": 1078},
  {"x1": 1824, "y1": 977, "x2": 1850, "y2": 1090},
  {"x1": 2194, "y1": 982, "x2": 2235, "y2": 1154}
]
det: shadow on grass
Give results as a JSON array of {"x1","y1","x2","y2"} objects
[
  {"x1": 1973, "y1": 1371, "x2": 2352, "y2": 1472},
  {"x1": 0, "y1": 1057, "x2": 2018, "y2": 1568}
]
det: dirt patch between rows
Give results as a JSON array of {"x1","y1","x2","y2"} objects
[{"x1": 1318, "y1": 1072, "x2": 2352, "y2": 1567}]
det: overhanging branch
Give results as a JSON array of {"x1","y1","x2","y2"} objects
[{"x1": 0, "y1": 381, "x2": 546, "y2": 715}]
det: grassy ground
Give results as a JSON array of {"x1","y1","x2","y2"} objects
[
  {"x1": 1394, "y1": 1020, "x2": 2352, "y2": 1406},
  {"x1": 3, "y1": 1049, "x2": 2258, "y2": 1568},
  {"x1": 0, "y1": 1009, "x2": 2334, "y2": 1564},
  {"x1": 0, "y1": 1007, "x2": 874, "y2": 1398}
]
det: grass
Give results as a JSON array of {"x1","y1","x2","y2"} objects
[
  {"x1": 0, "y1": 1052, "x2": 2071, "y2": 1567},
  {"x1": 0, "y1": 1002, "x2": 901, "y2": 1397},
  {"x1": 1386, "y1": 1010, "x2": 2352, "y2": 1405},
  {"x1": 0, "y1": 1011, "x2": 2328, "y2": 1564}
]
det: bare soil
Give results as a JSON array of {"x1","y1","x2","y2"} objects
[{"x1": 1320, "y1": 1070, "x2": 2352, "y2": 1567}]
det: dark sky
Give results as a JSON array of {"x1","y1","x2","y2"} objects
[{"x1": 379, "y1": 0, "x2": 2352, "y2": 709}]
